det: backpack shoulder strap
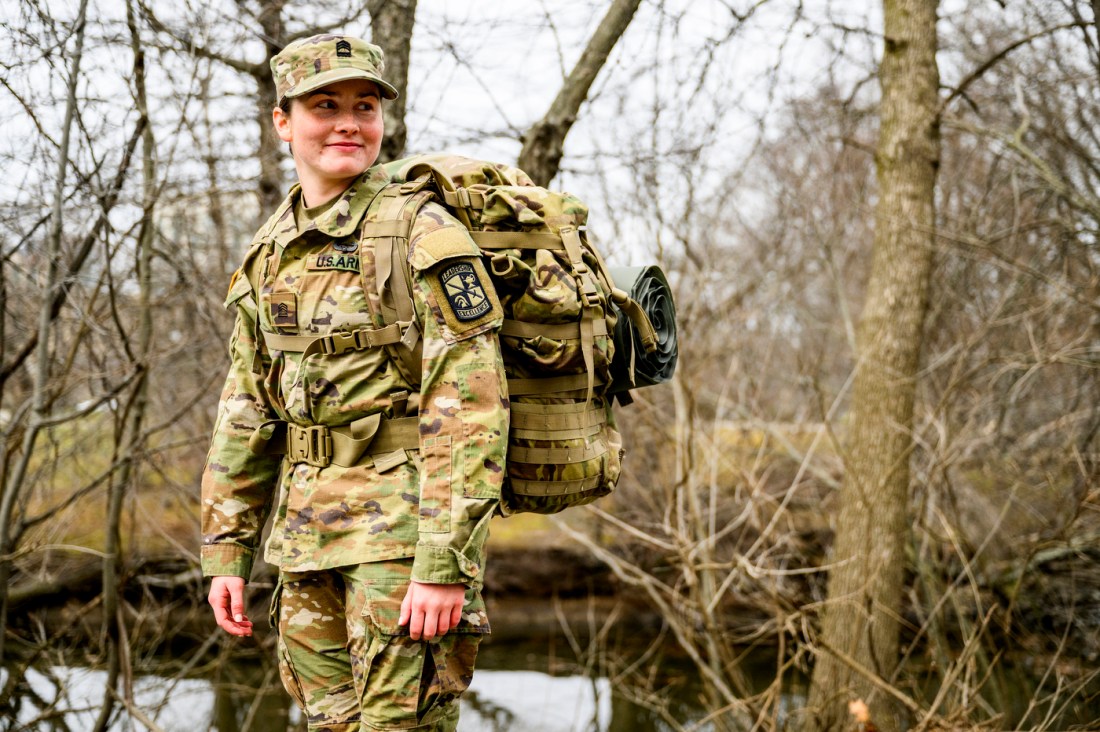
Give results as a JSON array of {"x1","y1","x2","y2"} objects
[{"x1": 360, "y1": 180, "x2": 437, "y2": 387}]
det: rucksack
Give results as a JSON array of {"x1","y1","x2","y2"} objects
[
  {"x1": 245, "y1": 155, "x2": 673, "y2": 515},
  {"x1": 370, "y1": 154, "x2": 666, "y2": 515}
]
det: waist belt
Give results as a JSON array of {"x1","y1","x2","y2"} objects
[{"x1": 248, "y1": 414, "x2": 420, "y2": 469}]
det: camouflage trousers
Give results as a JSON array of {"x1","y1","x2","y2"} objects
[{"x1": 271, "y1": 559, "x2": 489, "y2": 731}]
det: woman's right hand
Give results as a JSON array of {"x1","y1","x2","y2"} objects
[{"x1": 208, "y1": 575, "x2": 253, "y2": 636}]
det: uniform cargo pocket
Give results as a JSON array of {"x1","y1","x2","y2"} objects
[{"x1": 362, "y1": 579, "x2": 490, "y2": 638}]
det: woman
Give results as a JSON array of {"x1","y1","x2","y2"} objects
[{"x1": 201, "y1": 34, "x2": 507, "y2": 732}]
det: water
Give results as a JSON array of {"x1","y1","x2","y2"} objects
[
  {"x1": 3, "y1": 656, "x2": 680, "y2": 732},
  {"x1": 4, "y1": 605, "x2": 1098, "y2": 731}
]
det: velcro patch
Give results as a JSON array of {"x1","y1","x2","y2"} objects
[
  {"x1": 440, "y1": 262, "x2": 491, "y2": 321},
  {"x1": 425, "y1": 258, "x2": 501, "y2": 340},
  {"x1": 268, "y1": 291, "x2": 297, "y2": 330},
  {"x1": 308, "y1": 253, "x2": 360, "y2": 272}
]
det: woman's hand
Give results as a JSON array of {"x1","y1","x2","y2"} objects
[
  {"x1": 208, "y1": 575, "x2": 254, "y2": 637},
  {"x1": 399, "y1": 581, "x2": 465, "y2": 641}
]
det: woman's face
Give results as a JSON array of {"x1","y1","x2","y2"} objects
[{"x1": 272, "y1": 78, "x2": 384, "y2": 202}]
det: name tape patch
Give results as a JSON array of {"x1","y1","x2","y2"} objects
[
  {"x1": 308, "y1": 253, "x2": 360, "y2": 272},
  {"x1": 439, "y1": 262, "x2": 492, "y2": 322}
]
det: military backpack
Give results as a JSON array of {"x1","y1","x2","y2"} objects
[{"x1": 247, "y1": 155, "x2": 675, "y2": 516}]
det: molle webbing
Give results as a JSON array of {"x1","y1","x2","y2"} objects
[
  {"x1": 506, "y1": 401, "x2": 611, "y2": 497},
  {"x1": 370, "y1": 169, "x2": 620, "y2": 511},
  {"x1": 510, "y1": 474, "x2": 604, "y2": 497},
  {"x1": 509, "y1": 402, "x2": 607, "y2": 440},
  {"x1": 499, "y1": 318, "x2": 607, "y2": 340},
  {"x1": 505, "y1": 374, "x2": 606, "y2": 396},
  {"x1": 376, "y1": 155, "x2": 645, "y2": 513}
]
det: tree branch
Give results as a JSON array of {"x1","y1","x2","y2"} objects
[
  {"x1": 518, "y1": 0, "x2": 643, "y2": 184},
  {"x1": 0, "y1": 115, "x2": 147, "y2": 389},
  {"x1": 939, "y1": 22, "x2": 1085, "y2": 116}
]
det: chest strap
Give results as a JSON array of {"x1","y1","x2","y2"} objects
[
  {"x1": 248, "y1": 414, "x2": 420, "y2": 469},
  {"x1": 261, "y1": 322, "x2": 419, "y2": 359}
]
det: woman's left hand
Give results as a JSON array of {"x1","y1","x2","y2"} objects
[{"x1": 399, "y1": 580, "x2": 465, "y2": 641}]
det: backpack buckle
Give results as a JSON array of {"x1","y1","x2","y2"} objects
[
  {"x1": 320, "y1": 331, "x2": 357, "y2": 356},
  {"x1": 399, "y1": 177, "x2": 431, "y2": 195},
  {"x1": 579, "y1": 280, "x2": 602, "y2": 308},
  {"x1": 287, "y1": 424, "x2": 333, "y2": 468}
]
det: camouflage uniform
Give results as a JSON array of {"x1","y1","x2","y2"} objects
[{"x1": 201, "y1": 35, "x2": 506, "y2": 732}]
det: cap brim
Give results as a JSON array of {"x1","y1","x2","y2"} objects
[{"x1": 286, "y1": 67, "x2": 399, "y2": 100}]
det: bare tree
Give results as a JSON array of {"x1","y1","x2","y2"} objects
[
  {"x1": 0, "y1": 0, "x2": 93, "y2": 666},
  {"x1": 802, "y1": 1, "x2": 941, "y2": 729},
  {"x1": 517, "y1": 0, "x2": 643, "y2": 185},
  {"x1": 368, "y1": 0, "x2": 418, "y2": 163},
  {"x1": 138, "y1": 0, "x2": 373, "y2": 215},
  {"x1": 91, "y1": 3, "x2": 160, "y2": 728}
]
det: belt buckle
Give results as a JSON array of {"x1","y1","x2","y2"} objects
[{"x1": 288, "y1": 424, "x2": 332, "y2": 468}]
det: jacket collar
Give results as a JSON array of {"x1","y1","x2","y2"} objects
[{"x1": 270, "y1": 166, "x2": 391, "y2": 249}]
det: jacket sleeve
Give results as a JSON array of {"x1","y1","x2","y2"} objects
[
  {"x1": 200, "y1": 267, "x2": 283, "y2": 579},
  {"x1": 407, "y1": 207, "x2": 508, "y2": 585}
]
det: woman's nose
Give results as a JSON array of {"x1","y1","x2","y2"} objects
[{"x1": 335, "y1": 110, "x2": 359, "y2": 133}]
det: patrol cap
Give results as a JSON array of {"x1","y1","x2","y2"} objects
[{"x1": 271, "y1": 34, "x2": 399, "y2": 104}]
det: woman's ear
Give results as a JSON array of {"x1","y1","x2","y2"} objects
[{"x1": 272, "y1": 105, "x2": 293, "y2": 143}]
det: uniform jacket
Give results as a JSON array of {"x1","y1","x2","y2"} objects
[{"x1": 200, "y1": 165, "x2": 508, "y2": 586}]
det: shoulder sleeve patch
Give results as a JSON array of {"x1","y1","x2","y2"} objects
[{"x1": 423, "y1": 257, "x2": 502, "y2": 339}]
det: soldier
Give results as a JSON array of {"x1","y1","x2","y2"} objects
[{"x1": 200, "y1": 34, "x2": 508, "y2": 732}]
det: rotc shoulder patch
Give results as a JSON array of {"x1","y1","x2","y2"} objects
[
  {"x1": 425, "y1": 258, "x2": 502, "y2": 339},
  {"x1": 440, "y1": 262, "x2": 491, "y2": 321}
]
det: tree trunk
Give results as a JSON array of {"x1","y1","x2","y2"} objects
[
  {"x1": 0, "y1": 0, "x2": 90, "y2": 667},
  {"x1": 254, "y1": 0, "x2": 287, "y2": 218},
  {"x1": 517, "y1": 0, "x2": 642, "y2": 185},
  {"x1": 804, "y1": 1, "x2": 940, "y2": 730},
  {"x1": 199, "y1": 70, "x2": 232, "y2": 275},
  {"x1": 94, "y1": 5, "x2": 157, "y2": 728},
  {"x1": 368, "y1": 0, "x2": 417, "y2": 163}
]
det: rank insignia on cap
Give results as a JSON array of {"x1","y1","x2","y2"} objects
[
  {"x1": 440, "y1": 262, "x2": 491, "y2": 321},
  {"x1": 336, "y1": 39, "x2": 352, "y2": 57}
]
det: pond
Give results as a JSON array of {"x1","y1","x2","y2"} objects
[
  {"x1": 3, "y1": 597, "x2": 1098, "y2": 731},
  {"x1": 3, "y1": 635, "x2": 723, "y2": 732}
]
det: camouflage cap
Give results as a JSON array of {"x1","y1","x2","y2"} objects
[{"x1": 271, "y1": 34, "x2": 399, "y2": 103}]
